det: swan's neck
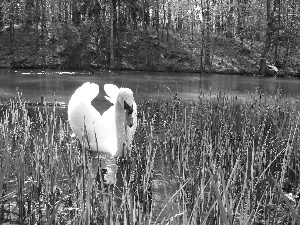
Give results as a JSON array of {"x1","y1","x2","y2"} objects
[{"x1": 115, "y1": 100, "x2": 126, "y2": 157}]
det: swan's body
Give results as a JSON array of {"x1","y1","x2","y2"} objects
[{"x1": 68, "y1": 82, "x2": 137, "y2": 157}]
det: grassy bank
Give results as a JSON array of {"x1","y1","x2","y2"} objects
[{"x1": 1, "y1": 92, "x2": 300, "y2": 224}]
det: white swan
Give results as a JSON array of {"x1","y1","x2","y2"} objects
[{"x1": 68, "y1": 82, "x2": 137, "y2": 157}]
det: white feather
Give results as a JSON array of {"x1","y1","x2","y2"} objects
[
  {"x1": 68, "y1": 82, "x2": 137, "y2": 157},
  {"x1": 104, "y1": 84, "x2": 120, "y2": 104}
]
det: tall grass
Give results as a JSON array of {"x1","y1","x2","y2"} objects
[{"x1": 1, "y1": 91, "x2": 300, "y2": 224}]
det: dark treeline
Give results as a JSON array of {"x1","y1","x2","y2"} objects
[{"x1": 0, "y1": 0, "x2": 299, "y2": 75}]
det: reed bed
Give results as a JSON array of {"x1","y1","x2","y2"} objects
[{"x1": 1, "y1": 91, "x2": 300, "y2": 224}]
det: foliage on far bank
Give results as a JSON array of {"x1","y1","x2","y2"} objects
[
  {"x1": 1, "y1": 22, "x2": 299, "y2": 77},
  {"x1": 1, "y1": 0, "x2": 300, "y2": 76}
]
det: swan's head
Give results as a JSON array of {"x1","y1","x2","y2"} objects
[{"x1": 117, "y1": 88, "x2": 135, "y2": 128}]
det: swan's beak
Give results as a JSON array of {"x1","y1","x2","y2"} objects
[
  {"x1": 124, "y1": 101, "x2": 134, "y2": 128},
  {"x1": 126, "y1": 113, "x2": 133, "y2": 128}
]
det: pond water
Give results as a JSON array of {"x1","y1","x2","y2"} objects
[{"x1": 1, "y1": 69, "x2": 300, "y2": 113}]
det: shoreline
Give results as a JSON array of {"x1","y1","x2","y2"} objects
[{"x1": 1, "y1": 65, "x2": 299, "y2": 78}]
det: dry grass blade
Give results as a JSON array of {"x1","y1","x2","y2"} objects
[
  {"x1": 254, "y1": 147, "x2": 287, "y2": 189},
  {"x1": 202, "y1": 198, "x2": 217, "y2": 224}
]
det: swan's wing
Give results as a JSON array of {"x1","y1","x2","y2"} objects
[
  {"x1": 68, "y1": 82, "x2": 99, "y2": 124},
  {"x1": 70, "y1": 82, "x2": 99, "y2": 103},
  {"x1": 68, "y1": 82, "x2": 117, "y2": 154},
  {"x1": 92, "y1": 106, "x2": 117, "y2": 155},
  {"x1": 102, "y1": 105, "x2": 115, "y2": 120},
  {"x1": 104, "y1": 84, "x2": 120, "y2": 104},
  {"x1": 101, "y1": 105, "x2": 118, "y2": 155},
  {"x1": 68, "y1": 83, "x2": 102, "y2": 146},
  {"x1": 101, "y1": 104, "x2": 116, "y2": 145}
]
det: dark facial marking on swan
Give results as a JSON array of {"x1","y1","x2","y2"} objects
[{"x1": 124, "y1": 101, "x2": 133, "y2": 115}]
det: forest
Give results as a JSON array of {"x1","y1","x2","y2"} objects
[{"x1": 0, "y1": 0, "x2": 300, "y2": 76}]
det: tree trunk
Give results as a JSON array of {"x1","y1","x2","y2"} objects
[
  {"x1": 221, "y1": 0, "x2": 224, "y2": 34},
  {"x1": 162, "y1": 0, "x2": 166, "y2": 28},
  {"x1": 284, "y1": 0, "x2": 292, "y2": 66},
  {"x1": 259, "y1": 0, "x2": 272, "y2": 75},
  {"x1": 156, "y1": 0, "x2": 160, "y2": 64},
  {"x1": 0, "y1": 0, "x2": 3, "y2": 33},
  {"x1": 10, "y1": 0, "x2": 15, "y2": 53},
  {"x1": 200, "y1": 0, "x2": 204, "y2": 70},
  {"x1": 25, "y1": 0, "x2": 34, "y2": 28},
  {"x1": 237, "y1": 0, "x2": 241, "y2": 37},
  {"x1": 176, "y1": 5, "x2": 183, "y2": 31},
  {"x1": 204, "y1": 0, "x2": 211, "y2": 68},
  {"x1": 116, "y1": 0, "x2": 121, "y2": 67},
  {"x1": 129, "y1": 1, "x2": 137, "y2": 29},
  {"x1": 191, "y1": 1, "x2": 195, "y2": 40},
  {"x1": 35, "y1": 0, "x2": 40, "y2": 51},
  {"x1": 273, "y1": 0, "x2": 280, "y2": 62},
  {"x1": 64, "y1": 1, "x2": 69, "y2": 22},
  {"x1": 72, "y1": 1, "x2": 80, "y2": 25},
  {"x1": 227, "y1": 0, "x2": 234, "y2": 38},
  {"x1": 58, "y1": 0, "x2": 62, "y2": 22},
  {"x1": 110, "y1": 0, "x2": 115, "y2": 69},
  {"x1": 215, "y1": 14, "x2": 221, "y2": 35},
  {"x1": 141, "y1": 0, "x2": 148, "y2": 68},
  {"x1": 40, "y1": 0, "x2": 46, "y2": 65},
  {"x1": 166, "y1": 1, "x2": 171, "y2": 50}
]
